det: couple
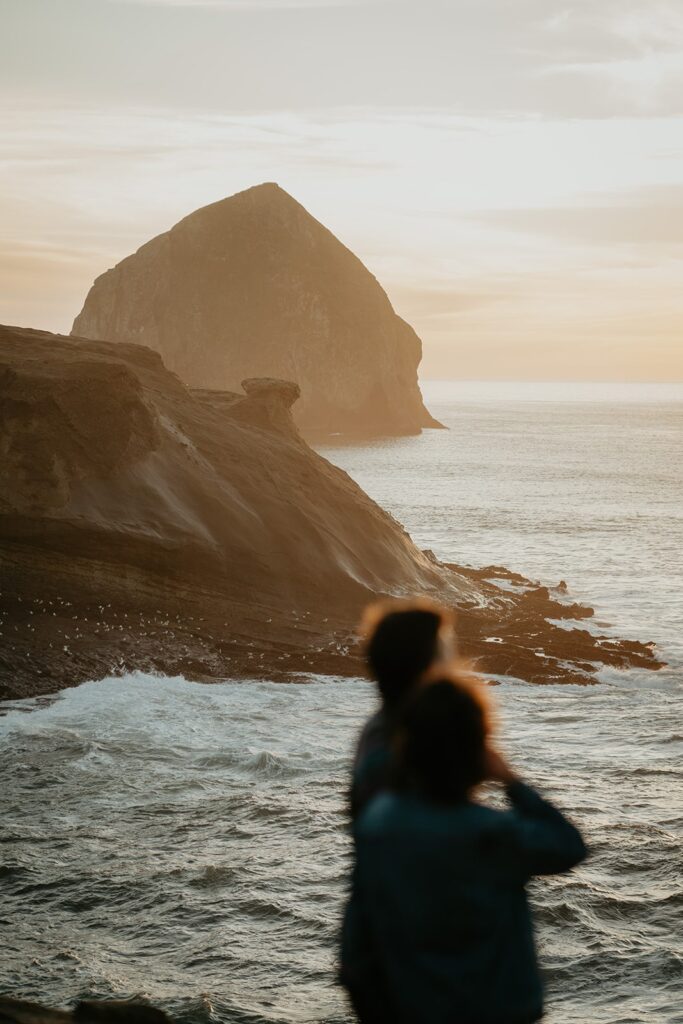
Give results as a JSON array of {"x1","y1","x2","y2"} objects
[{"x1": 340, "y1": 599, "x2": 587, "y2": 1024}]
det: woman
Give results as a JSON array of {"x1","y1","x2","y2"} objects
[{"x1": 342, "y1": 672, "x2": 587, "y2": 1024}]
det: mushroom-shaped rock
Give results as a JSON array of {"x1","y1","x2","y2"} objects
[
  {"x1": 241, "y1": 377, "x2": 301, "y2": 408},
  {"x1": 221, "y1": 377, "x2": 302, "y2": 435}
]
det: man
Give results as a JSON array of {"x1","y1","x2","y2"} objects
[
  {"x1": 341, "y1": 599, "x2": 456, "y2": 1022},
  {"x1": 349, "y1": 599, "x2": 456, "y2": 818}
]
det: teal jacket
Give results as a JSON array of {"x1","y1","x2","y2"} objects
[
  {"x1": 342, "y1": 782, "x2": 587, "y2": 1024},
  {"x1": 349, "y1": 710, "x2": 389, "y2": 819}
]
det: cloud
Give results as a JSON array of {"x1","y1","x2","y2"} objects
[
  {"x1": 109, "y1": 0, "x2": 377, "y2": 6},
  {"x1": 542, "y1": 51, "x2": 683, "y2": 116},
  {"x1": 2, "y1": 98, "x2": 682, "y2": 378},
  {"x1": 533, "y1": 1, "x2": 683, "y2": 115},
  {"x1": 473, "y1": 186, "x2": 683, "y2": 247},
  {"x1": 390, "y1": 284, "x2": 511, "y2": 322},
  {"x1": 5, "y1": 0, "x2": 683, "y2": 119}
]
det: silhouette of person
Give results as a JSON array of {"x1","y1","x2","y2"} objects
[
  {"x1": 342, "y1": 672, "x2": 587, "y2": 1024},
  {"x1": 349, "y1": 599, "x2": 456, "y2": 820},
  {"x1": 341, "y1": 600, "x2": 456, "y2": 1022}
]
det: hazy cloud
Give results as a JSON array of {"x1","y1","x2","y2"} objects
[
  {"x1": 3, "y1": 0, "x2": 683, "y2": 118},
  {"x1": 532, "y1": 1, "x2": 683, "y2": 115},
  {"x1": 475, "y1": 186, "x2": 683, "y2": 247},
  {"x1": 2, "y1": 1, "x2": 683, "y2": 378},
  {"x1": 109, "y1": 0, "x2": 378, "y2": 7},
  {"x1": 391, "y1": 284, "x2": 511, "y2": 321}
]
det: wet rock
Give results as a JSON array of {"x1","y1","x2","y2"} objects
[{"x1": 0, "y1": 998, "x2": 170, "y2": 1024}]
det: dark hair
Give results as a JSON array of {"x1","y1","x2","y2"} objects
[
  {"x1": 393, "y1": 676, "x2": 489, "y2": 803},
  {"x1": 361, "y1": 600, "x2": 452, "y2": 709}
]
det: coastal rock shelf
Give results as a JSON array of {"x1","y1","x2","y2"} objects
[
  {"x1": 71, "y1": 183, "x2": 442, "y2": 439},
  {"x1": 0, "y1": 325, "x2": 663, "y2": 699},
  {"x1": 0, "y1": 997, "x2": 169, "y2": 1024}
]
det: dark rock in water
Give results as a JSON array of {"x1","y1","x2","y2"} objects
[
  {"x1": 0, "y1": 323, "x2": 663, "y2": 699},
  {"x1": 74, "y1": 1003, "x2": 168, "y2": 1024},
  {"x1": 0, "y1": 997, "x2": 170, "y2": 1024},
  {"x1": 71, "y1": 183, "x2": 443, "y2": 439}
]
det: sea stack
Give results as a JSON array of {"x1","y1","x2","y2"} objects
[{"x1": 71, "y1": 183, "x2": 442, "y2": 438}]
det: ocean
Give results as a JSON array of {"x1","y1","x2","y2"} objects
[{"x1": 1, "y1": 382, "x2": 682, "y2": 1023}]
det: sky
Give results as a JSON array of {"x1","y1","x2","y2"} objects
[{"x1": 1, "y1": 0, "x2": 682, "y2": 380}]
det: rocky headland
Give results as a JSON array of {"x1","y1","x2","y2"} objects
[
  {"x1": 71, "y1": 183, "x2": 441, "y2": 439},
  {"x1": 0, "y1": 324, "x2": 662, "y2": 701}
]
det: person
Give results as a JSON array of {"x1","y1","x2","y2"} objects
[
  {"x1": 342, "y1": 672, "x2": 587, "y2": 1024},
  {"x1": 341, "y1": 600, "x2": 457, "y2": 1023},
  {"x1": 349, "y1": 599, "x2": 456, "y2": 819},
  {"x1": 341, "y1": 600, "x2": 456, "y2": 1021}
]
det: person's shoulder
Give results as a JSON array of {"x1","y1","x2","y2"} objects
[
  {"x1": 356, "y1": 708, "x2": 386, "y2": 747},
  {"x1": 357, "y1": 792, "x2": 490, "y2": 836},
  {"x1": 355, "y1": 790, "x2": 407, "y2": 836},
  {"x1": 353, "y1": 708, "x2": 387, "y2": 767}
]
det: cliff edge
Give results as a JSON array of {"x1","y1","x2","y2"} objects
[{"x1": 0, "y1": 325, "x2": 661, "y2": 699}]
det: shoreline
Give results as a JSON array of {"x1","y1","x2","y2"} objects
[
  {"x1": 0, "y1": 326, "x2": 664, "y2": 701},
  {"x1": 1, "y1": 550, "x2": 663, "y2": 702}
]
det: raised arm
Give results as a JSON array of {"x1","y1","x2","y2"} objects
[{"x1": 487, "y1": 748, "x2": 588, "y2": 877}]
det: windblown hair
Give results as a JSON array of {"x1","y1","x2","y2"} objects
[
  {"x1": 393, "y1": 669, "x2": 491, "y2": 803},
  {"x1": 360, "y1": 598, "x2": 454, "y2": 710}
]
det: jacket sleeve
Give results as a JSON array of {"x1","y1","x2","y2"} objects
[
  {"x1": 501, "y1": 780, "x2": 588, "y2": 878},
  {"x1": 339, "y1": 859, "x2": 391, "y2": 1017},
  {"x1": 349, "y1": 713, "x2": 390, "y2": 821}
]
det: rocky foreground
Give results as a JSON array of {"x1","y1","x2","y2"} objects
[
  {"x1": 0, "y1": 997, "x2": 168, "y2": 1024},
  {"x1": 0, "y1": 324, "x2": 662, "y2": 701},
  {"x1": 72, "y1": 182, "x2": 442, "y2": 439}
]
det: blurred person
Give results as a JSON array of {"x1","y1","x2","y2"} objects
[
  {"x1": 350, "y1": 599, "x2": 455, "y2": 818},
  {"x1": 341, "y1": 599, "x2": 456, "y2": 1022},
  {"x1": 342, "y1": 671, "x2": 587, "y2": 1024}
]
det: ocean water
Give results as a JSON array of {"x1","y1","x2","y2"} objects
[
  {"x1": 1, "y1": 382, "x2": 682, "y2": 1023},
  {"x1": 323, "y1": 381, "x2": 683, "y2": 675}
]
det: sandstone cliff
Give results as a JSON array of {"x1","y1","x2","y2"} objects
[
  {"x1": 71, "y1": 183, "x2": 442, "y2": 438},
  {"x1": 0, "y1": 325, "x2": 661, "y2": 699}
]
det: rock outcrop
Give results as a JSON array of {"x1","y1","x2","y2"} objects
[
  {"x1": 0, "y1": 997, "x2": 169, "y2": 1024},
  {"x1": 0, "y1": 324, "x2": 662, "y2": 700},
  {"x1": 71, "y1": 183, "x2": 442, "y2": 438}
]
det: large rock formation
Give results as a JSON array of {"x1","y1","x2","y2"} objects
[
  {"x1": 71, "y1": 183, "x2": 442, "y2": 438},
  {"x1": 0, "y1": 325, "x2": 662, "y2": 700}
]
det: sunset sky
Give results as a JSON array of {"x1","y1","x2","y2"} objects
[{"x1": 2, "y1": 0, "x2": 682, "y2": 380}]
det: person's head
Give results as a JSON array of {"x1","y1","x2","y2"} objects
[
  {"x1": 393, "y1": 671, "x2": 491, "y2": 803},
  {"x1": 360, "y1": 599, "x2": 455, "y2": 711}
]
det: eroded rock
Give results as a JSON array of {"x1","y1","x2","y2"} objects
[
  {"x1": 0, "y1": 324, "x2": 663, "y2": 699},
  {"x1": 71, "y1": 183, "x2": 443, "y2": 438}
]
